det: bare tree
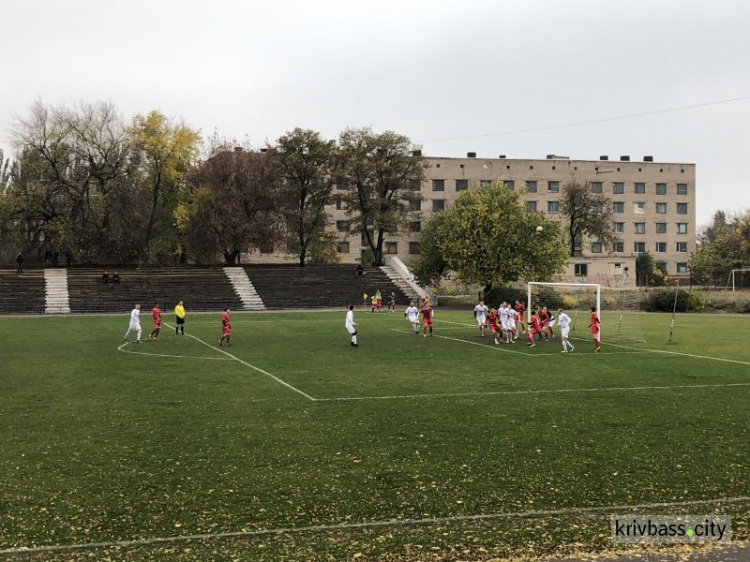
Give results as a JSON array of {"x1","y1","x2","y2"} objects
[
  {"x1": 559, "y1": 180, "x2": 617, "y2": 257},
  {"x1": 339, "y1": 128, "x2": 423, "y2": 266}
]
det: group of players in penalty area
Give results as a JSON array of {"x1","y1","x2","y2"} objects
[
  {"x1": 123, "y1": 301, "x2": 233, "y2": 347},
  {"x1": 345, "y1": 296, "x2": 601, "y2": 352},
  {"x1": 472, "y1": 300, "x2": 601, "y2": 353}
]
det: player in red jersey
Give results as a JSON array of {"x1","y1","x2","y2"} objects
[
  {"x1": 526, "y1": 312, "x2": 543, "y2": 347},
  {"x1": 219, "y1": 307, "x2": 232, "y2": 346},
  {"x1": 420, "y1": 299, "x2": 434, "y2": 338},
  {"x1": 149, "y1": 302, "x2": 161, "y2": 341},
  {"x1": 538, "y1": 307, "x2": 551, "y2": 341},
  {"x1": 541, "y1": 306, "x2": 555, "y2": 340},
  {"x1": 588, "y1": 306, "x2": 601, "y2": 352},
  {"x1": 487, "y1": 308, "x2": 502, "y2": 344},
  {"x1": 514, "y1": 300, "x2": 526, "y2": 333}
]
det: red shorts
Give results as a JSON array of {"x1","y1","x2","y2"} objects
[
  {"x1": 223, "y1": 326, "x2": 231, "y2": 335},
  {"x1": 489, "y1": 323, "x2": 500, "y2": 333},
  {"x1": 153, "y1": 320, "x2": 161, "y2": 328},
  {"x1": 541, "y1": 321, "x2": 549, "y2": 328},
  {"x1": 530, "y1": 328, "x2": 542, "y2": 337},
  {"x1": 423, "y1": 318, "x2": 433, "y2": 325}
]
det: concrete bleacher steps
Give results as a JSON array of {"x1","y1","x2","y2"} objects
[
  {"x1": 379, "y1": 266, "x2": 414, "y2": 299},
  {"x1": 0, "y1": 270, "x2": 46, "y2": 314},
  {"x1": 223, "y1": 267, "x2": 266, "y2": 310},
  {"x1": 44, "y1": 269, "x2": 71, "y2": 314},
  {"x1": 67, "y1": 269, "x2": 243, "y2": 313},
  {"x1": 242, "y1": 264, "x2": 414, "y2": 309}
]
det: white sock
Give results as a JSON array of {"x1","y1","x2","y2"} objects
[
  {"x1": 136, "y1": 329, "x2": 142, "y2": 341},
  {"x1": 352, "y1": 335, "x2": 357, "y2": 345},
  {"x1": 124, "y1": 329, "x2": 131, "y2": 339}
]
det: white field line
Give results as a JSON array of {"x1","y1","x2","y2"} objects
[
  {"x1": 163, "y1": 323, "x2": 317, "y2": 401},
  {"x1": 391, "y1": 329, "x2": 648, "y2": 357},
  {"x1": 117, "y1": 342, "x2": 231, "y2": 361},
  {"x1": 3, "y1": 496, "x2": 749, "y2": 556},
  {"x1": 315, "y1": 382, "x2": 750, "y2": 402}
]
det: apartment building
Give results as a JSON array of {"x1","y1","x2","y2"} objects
[{"x1": 330, "y1": 153, "x2": 696, "y2": 284}]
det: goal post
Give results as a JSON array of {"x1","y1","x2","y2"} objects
[
  {"x1": 527, "y1": 282, "x2": 601, "y2": 339},
  {"x1": 726, "y1": 268, "x2": 750, "y2": 301},
  {"x1": 526, "y1": 281, "x2": 646, "y2": 343}
]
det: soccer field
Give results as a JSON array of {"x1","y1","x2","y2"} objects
[{"x1": 1, "y1": 310, "x2": 749, "y2": 561}]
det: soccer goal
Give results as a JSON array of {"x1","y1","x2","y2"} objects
[
  {"x1": 726, "y1": 268, "x2": 750, "y2": 301},
  {"x1": 527, "y1": 282, "x2": 646, "y2": 343}
]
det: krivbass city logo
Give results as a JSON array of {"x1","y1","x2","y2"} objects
[{"x1": 611, "y1": 515, "x2": 732, "y2": 544}]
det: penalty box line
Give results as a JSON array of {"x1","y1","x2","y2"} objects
[
  {"x1": 164, "y1": 323, "x2": 317, "y2": 402},
  {"x1": 3, "y1": 496, "x2": 749, "y2": 557}
]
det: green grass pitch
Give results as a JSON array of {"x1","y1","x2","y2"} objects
[{"x1": 1, "y1": 310, "x2": 749, "y2": 561}]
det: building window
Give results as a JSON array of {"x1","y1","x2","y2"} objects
[
  {"x1": 479, "y1": 180, "x2": 493, "y2": 188},
  {"x1": 655, "y1": 222, "x2": 667, "y2": 233},
  {"x1": 547, "y1": 201, "x2": 560, "y2": 214},
  {"x1": 526, "y1": 180, "x2": 537, "y2": 193},
  {"x1": 677, "y1": 183, "x2": 688, "y2": 195},
  {"x1": 409, "y1": 179, "x2": 422, "y2": 191},
  {"x1": 336, "y1": 181, "x2": 349, "y2": 191},
  {"x1": 677, "y1": 203, "x2": 688, "y2": 214},
  {"x1": 614, "y1": 263, "x2": 624, "y2": 274},
  {"x1": 613, "y1": 182, "x2": 624, "y2": 194},
  {"x1": 337, "y1": 241, "x2": 350, "y2": 254},
  {"x1": 676, "y1": 222, "x2": 688, "y2": 234},
  {"x1": 634, "y1": 182, "x2": 645, "y2": 194},
  {"x1": 525, "y1": 201, "x2": 537, "y2": 213},
  {"x1": 504, "y1": 180, "x2": 515, "y2": 190},
  {"x1": 336, "y1": 220, "x2": 349, "y2": 232},
  {"x1": 613, "y1": 202, "x2": 625, "y2": 213},
  {"x1": 655, "y1": 242, "x2": 667, "y2": 253},
  {"x1": 634, "y1": 242, "x2": 646, "y2": 253},
  {"x1": 432, "y1": 179, "x2": 445, "y2": 192},
  {"x1": 548, "y1": 181, "x2": 560, "y2": 193},
  {"x1": 655, "y1": 202, "x2": 667, "y2": 214},
  {"x1": 613, "y1": 242, "x2": 624, "y2": 253},
  {"x1": 655, "y1": 261, "x2": 667, "y2": 274},
  {"x1": 574, "y1": 264, "x2": 588, "y2": 277},
  {"x1": 676, "y1": 242, "x2": 688, "y2": 253},
  {"x1": 590, "y1": 203, "x2": 602, "y2": 214},
  {"x1": 432, "y1": 199, "x2": 445, "y2": 212},
  {"x1": 409, "y1": 242, "x2": 420, "y2": 255},
  {"x1": 335, "y1": 196, "x2": 343, "y2": 210},
  {"x1": 591, "y1": 241, "x2": 603, "y2": 253},
  {"x1": 634, "y1": 222, "x2": 646, "y2": 234},
  {"x1": 409, "y1": 221, "x2": 421, "y2": 233},
  {"x1": 590, "y1": 182, "x2": 602, "y2": 193},
  {"x1": 655, "y1": 183, "x2": 667, "y2": 195},
  {"x1": 614, "y1": 222, "x2": 624, "y2": 233},
  {"x1": 676, "y1": 262, "x2": 688, "y2": 274},
  {"x1": 455, "y1": 179, "x2": 468, "y2": 191},
  {"x1": 385, "y1": 242, "x2": 398, "y2": 255},
  {"x1": 634, "y1": 202, "x2": 645, "y2": 214}
]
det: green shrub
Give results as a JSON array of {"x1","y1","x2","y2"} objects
[
  {"x1": 735, "y1": 299, "x2": 750, "y2": 314},
  {"x1": 483, "y1": 286, "x2": 527, "y2": 307},
  {"x1": 645, "y1": 288, "x2": 706, "y2": 312}
]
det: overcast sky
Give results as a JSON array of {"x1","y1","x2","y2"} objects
[{"x1": 2, "y1": 0, "x2": 749, "y2": 227}]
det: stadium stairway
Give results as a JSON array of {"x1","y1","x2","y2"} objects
[
  {"x1": 379, "y1": 265, "x2": 415, "y2": 299},
  {"x1": 223, "y1": 267, "x2": 266, "y2": 310},
  {"x1": 44, "y1": 269, "x2": 71, "y2": 314},
  {"x1": 242, "y1": 264, "x2": 416, "y2": 308},
  {"x1": 0, "y1": 269, "x2": 46, "y2": 314}
]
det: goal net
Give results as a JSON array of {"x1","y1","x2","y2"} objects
[{"x1": 527, "y1": 282, "x2": 646, "y2": 343}]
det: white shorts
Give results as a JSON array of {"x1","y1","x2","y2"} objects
[
  {"x1": 346, "y1": 326, "x2": 356, "y2": 335},
  {"x1": 129, "y1": 322, "x2": 141, "y2": 331},
  {"x1": 561, "y1": 326, "x2": 570, "y2": 338},
  {"x1": 549, "y1": 320, "x2": 556, "y2": 328},
  {"x1": 502, "y1": 321, "x2": 514, "y2": 331},
  {"x1": 408, "y1": 315, "x2": 419, "y2": 324},
  {"x1": 476, "y1": 315, "x2": 486, "y2": 326}
]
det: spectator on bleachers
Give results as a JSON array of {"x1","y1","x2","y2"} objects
[
  {"x1": 356, "y1": 264, "x2": 364, "y2": 277},
  {"x1": 102, "y1": 271, "x2": 110, "y2": 285},
  {"x1": 16, "y1": 253, "x2": 24, "y2": 274},
  {"x1": 52, "y1": 250, "x2": 59, "y2": 267},
  {"x1": 44, "y1": 250, "x2": 52, "y2": 265},
  {"x1": 113, "y1": 272, "x2": 120, "y2": 284}
]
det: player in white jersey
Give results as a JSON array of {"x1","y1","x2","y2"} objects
[
  {"x1": 405, "y1": 301, "x2": 420, "y2": 334},
  {"x1": 557, "y1": 308, "x2": 574, "y2": 353},
  {"x1": 498, "y1": 303, "x2": 512, "y2": 343},
  {"x1": 474, "y1": 300, "x2": 489, "y2": 337},
  {"x1": 345, "y1": 305, "x2": 358, "y2": 347},
  {"x1": 123, "y1": 304, "x2": 142, "y2": 343}
]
